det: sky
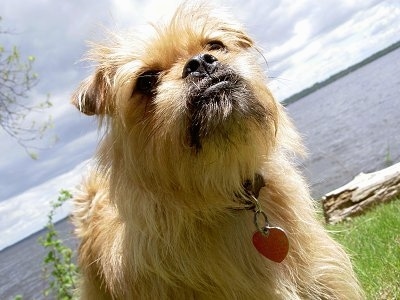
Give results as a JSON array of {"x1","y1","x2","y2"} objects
[{"x1": 0, "y1": 0, "x2": 400, "y2": 249}]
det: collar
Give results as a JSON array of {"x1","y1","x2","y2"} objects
[{"x1": 232, "y1": 173, "x2": 265, "y2": 210}]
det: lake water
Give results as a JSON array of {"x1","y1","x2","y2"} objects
[
  {"x1": 288, "y1": 47, "x2": 400, "y2": 198},
  {"x1": 1, "y1": 47, "x2": 399, "y2": 299}
]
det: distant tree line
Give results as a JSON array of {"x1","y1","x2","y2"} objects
[{"x1": 281, "y1": 40, "x2": 400, "y2": 107}]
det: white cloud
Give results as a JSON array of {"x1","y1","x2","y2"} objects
[
  {"x1": 111, "y1": 0, "x2": 182, "y2": 24},
  {"x1": 264, "y1": 0, "x2": 400, "y2": 100},
  {"x1": 0, "y1": 160, "x2": 92, "y2": 251}
]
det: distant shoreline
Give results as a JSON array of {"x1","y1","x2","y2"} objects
[
  {"x1": 0, "y1": 217, "x2": 71, "y2": 253},
  {"x1": 281, "y1": 40, "x2": 400, "y2": 106}
]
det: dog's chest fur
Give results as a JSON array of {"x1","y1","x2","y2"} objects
[{"x1": 75, "y1": 172, "x2": 304, "y2": 299}]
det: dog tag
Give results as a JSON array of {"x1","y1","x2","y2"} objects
[{"x1": 252, "y1": 227, "x2": 289, "y2": 263}]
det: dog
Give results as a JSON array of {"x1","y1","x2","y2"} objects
[{"x1": 72, "y1": 2, "x2": 364, "y2": 299}]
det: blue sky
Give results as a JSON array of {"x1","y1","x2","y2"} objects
[{"x1": 1, "y1": 0, "x2": 400, "y2": 249}]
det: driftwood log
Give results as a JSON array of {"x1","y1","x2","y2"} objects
[{"x1": 322, "y1": 162, "x2": 400, "y2": 224}]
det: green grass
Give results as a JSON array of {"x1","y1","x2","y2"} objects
[{"x1": 327, "y1": 198, "x2": 400, "y2": 300}]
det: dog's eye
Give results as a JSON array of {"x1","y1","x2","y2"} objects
[
  {"x1": 136, "y1": 71, "x2": 160, "y2": 95},
  {"x1": 206, "y1": 40, "x2": 226, "y2": 51}
]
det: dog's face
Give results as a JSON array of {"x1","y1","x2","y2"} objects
[{"x1": 73, "y1": 4, "x2": 280, "y2": 197}]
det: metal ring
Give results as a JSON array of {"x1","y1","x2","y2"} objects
[
  {"x1": 253, "y1": 210, "x2": 270, "y2": 233},
  {"x1": 249, "y1": 195, "x2": 261, "y2": 212}
]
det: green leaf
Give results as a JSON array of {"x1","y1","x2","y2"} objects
[{"x1": 38, "y1": 190, "x2": 78, "y2": 299}]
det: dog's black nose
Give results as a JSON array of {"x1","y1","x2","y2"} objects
[{"x1": 182, "y1": 54, "x2": 218, "y2": 78}]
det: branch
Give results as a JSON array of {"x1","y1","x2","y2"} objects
[{"x1": 322, "y1": 163, "x2": 400, "y2": 224}]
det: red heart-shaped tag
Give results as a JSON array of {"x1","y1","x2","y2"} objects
[{"x1": 252, "y1": 227, "x2": 289, "y2": 263}]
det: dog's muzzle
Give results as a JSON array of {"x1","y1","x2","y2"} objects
[
  {"x1": 182, "y1": 53, "x2": 218, "y2": 79},
  {"x1": 183, "y1": 54, "x2": 248, "y2": 150},
  {"x1": 183, "y1": 53, "x2": 237, "y2": 100}
]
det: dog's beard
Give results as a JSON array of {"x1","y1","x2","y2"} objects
[{"x1": 185, "y1": 64, "x2": 267, "y2": 151}]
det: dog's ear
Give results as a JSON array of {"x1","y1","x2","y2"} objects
[{"x1": 72, "y1": 70, "x2": 112, "y2": 116}]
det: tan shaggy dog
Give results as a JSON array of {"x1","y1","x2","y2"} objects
[{"x1": 72, "y1": 2, "x2": 364, "y2": 299}]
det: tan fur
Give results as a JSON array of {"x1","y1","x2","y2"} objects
[{"x1": 72, "y1": 3, "x2": 364, "y2": 299}]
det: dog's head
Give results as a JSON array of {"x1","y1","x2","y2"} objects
[{"x1": 72, "y1": 3, "x2": 297, "y2": 198}]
